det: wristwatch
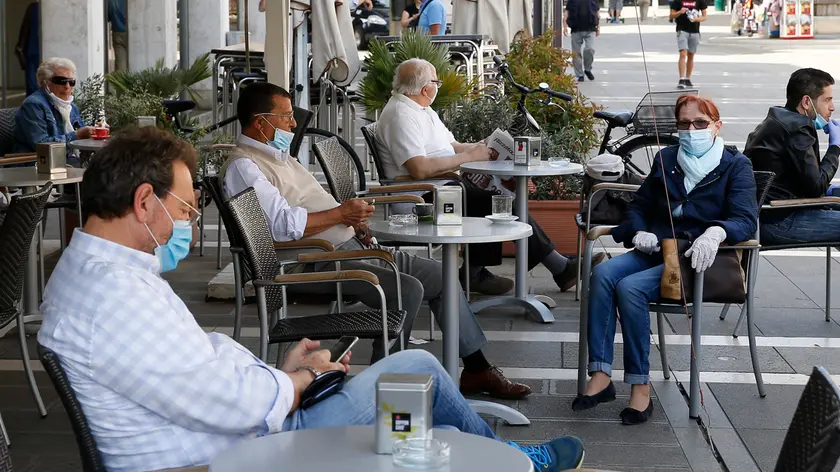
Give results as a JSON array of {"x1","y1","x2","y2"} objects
[{"x1": 295, "y1": 366, "x2": 321, "y2": 379}]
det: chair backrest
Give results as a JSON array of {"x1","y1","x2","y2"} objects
[
  {"x1": 202, "y1": 175, "x2": 253, "y2": 283},
  {"x1": 0, "y1": 184, "x2": 52, "y2": 329},
  {"x1": 312, "y1": 136, "x2": 368, "y2": 203},
  {"x1": 290, "y1": 106, "x2": 314, "y2": 159},
  {"x1": 225, "y1": 188, "x2": 283, "y2": 309},
  {"x1": 774, "y1": 366, "x2": 840, "y2": 472},
  {"x1": 0, "y1": 424, "x2": 11, "y2": 472},
  {"x1": 753, "y1": 171, "x2": 776, "y2": 208},
  {"x1": 37, "y1": 344, "x2": 106, "y2": 472},
  {"x1": 361, "y1": 122, "x2": 390, "y2": 181},
  {"x1": 0, "y1": 108, "x2": 17, "y2": 157}
]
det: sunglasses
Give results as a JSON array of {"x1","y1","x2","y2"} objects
[
  {"x1": 676, "y1": 119, "x2": 713, "y2": 130},
  {"x1": 50, "y1": 76, "x2": 76, "y2": 87}
]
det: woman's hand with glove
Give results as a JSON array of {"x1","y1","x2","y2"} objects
[
  {"x1": 684, "y1": 226, "x2": 727, "y2": 273},
  {"x1": 632, "y1": 231, "x2": 660, "y2": 254}
]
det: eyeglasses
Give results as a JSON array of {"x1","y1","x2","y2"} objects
[
  {"x1": 256, "y1": 112, "x2": 295, "y2": 121},
  {"x1": 167, "y1": 191, "x2": 202, "y2": 225},
  {"x1": 429, "y1": 80, "x2": 443, "y2": 88},
  {"x1": 676, "y1": 119, "x2": 713, "y2": 130},
  {"x1": 50, "y1": 76, "x2": 76, "y2": 87}
]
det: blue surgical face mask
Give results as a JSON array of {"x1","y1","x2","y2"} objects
[
  {"x1": 679, "y1": 129, "x2": 716, "y2": 157},
  {"x1": 259, "y1": 116, "x2": 295, "y2": 153},
  {"x1": 144, "y1": 192, "x2": 199, "y2": 273},
  {"x1": 807, "y1": 97, "x2": 829, "y2": 130}
]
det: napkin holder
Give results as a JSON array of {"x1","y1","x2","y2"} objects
[
  {"x1": 36, "y1": 142, "x2": 67, "y2": 176},
  {"x1": 513, "y1": 136, "x2": 542, "y2": 166},
  {"x1": 433, "y1": 186, "x2": 463, "y2": 226}
]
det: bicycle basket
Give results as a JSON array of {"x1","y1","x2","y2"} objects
[{"x1": 632, "y1": 89, "x2": 699, "y2": 135}]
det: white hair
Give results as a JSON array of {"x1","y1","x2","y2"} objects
[
  {"x1": 37, "y1": 57, "x2": 78, "y2": 84},
  {"x1": 392, "y1": 58, "x2": 437, "y2": 95}
]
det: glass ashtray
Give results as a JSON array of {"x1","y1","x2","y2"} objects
[
  {"x1": 393, "y1": 438, "x2": 451, "y2": 469},
  {"x1": 548, "y1": 158, "x2": 571, "y2": 168},
  {"x1": 389, "y1": 214, "x2": 418, "y2": 227}
]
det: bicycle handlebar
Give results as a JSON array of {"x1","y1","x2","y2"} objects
[{"x1": 492, "y1": 55, "x2": 572, "y2": 102}]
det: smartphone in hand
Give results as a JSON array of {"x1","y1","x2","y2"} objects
[{"x1": 329, "y1": 336, "x2": 359, "y2": 363}]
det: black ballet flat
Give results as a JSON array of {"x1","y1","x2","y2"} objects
[
  {"x1": 571, "y1": 381, "x2": 617, "y2": 411},
  {"x1": 620, "y1": 399, "x2": 654, "y2": 425}
]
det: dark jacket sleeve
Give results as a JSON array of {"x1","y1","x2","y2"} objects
[
  {"x1": 788, "y1": 127, "x2": 839, "y2": 197},
  {"x1": 705, "y1": 156, "x2": 758, "y2": 244},
  {"x1": 610, "y1": 154, "x2": 660, "y2": 247}
]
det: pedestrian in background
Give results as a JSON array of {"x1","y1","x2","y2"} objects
[
  {"x1": 670, "y1": 0, "x2": 707, "y2": 88},
  {"x1": 108, "y1": 0, "x2": 128, "y2": 72},
  {"x1": 639, "y1": 0, "x2": 651, "y2": 21},
  {"x1": 564, "y1": 0, "x2": 600, "y2": 83}
]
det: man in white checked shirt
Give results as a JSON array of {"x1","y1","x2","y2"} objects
[{"x1": 37, "y1": 127, "x2": 585, "y2": 472}]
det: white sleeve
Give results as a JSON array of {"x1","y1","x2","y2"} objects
[{"x1": 223, "y1": 159, "x2": 308, "y2": 242}]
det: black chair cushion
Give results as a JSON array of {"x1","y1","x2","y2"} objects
[{"x1": 269, "y1": 309, "x2": 406, "y2": 343}]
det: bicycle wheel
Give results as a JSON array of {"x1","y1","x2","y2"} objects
[{"x1": 613, "y1": 134, "x2": 679, "y2": 176}]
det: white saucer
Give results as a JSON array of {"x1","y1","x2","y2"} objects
[{"x1": 485, "y1": 215, "x2": 519, "y2": 224}]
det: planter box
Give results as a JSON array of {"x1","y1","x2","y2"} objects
[{"x1": 502, "y1": 199, "x2": 582, "y2": 257}]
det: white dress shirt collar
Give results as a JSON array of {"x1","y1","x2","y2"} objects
[
  {"x1": 237, "y1": 134, "x2": 291, "y2": 162},
  {"x1": 71, "y1": 228, "x2": 161, "y2": 274},
  {"x1": 392, "y1": 92, "x2": 431, "y2": 111}
]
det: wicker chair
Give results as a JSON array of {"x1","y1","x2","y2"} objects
[
  {"x1": 577, "y1": 171, "x2": 775, "y2": 418},
  {"x1": 225, "y1": 187, "x2": 407, "y2": 361},
  {"x1": 0, "y1": 415, "x2": 10, "y2": 470},
  {"x1": 38, "y1": 344, "x2": 106, "y2": 472},
  {"x1": 774, "y1": 366, "x2": 840, "y2": 471},
  {"x1": 290, "y1": 106, "x2": 315, "y2": 159},
  {"x1": 0, "y1": 184, "x2": 52, "y2": 418}
]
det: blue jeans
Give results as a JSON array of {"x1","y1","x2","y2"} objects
[
  {"x1": 761, "y1": 209, "x2": 840, "y2": 245},
  {"x1": 283, "y1": 350, "x2": 498, "y2": 439},
  {"x1": 588, "y1": 250, "x2": 663, "y2": 384}
]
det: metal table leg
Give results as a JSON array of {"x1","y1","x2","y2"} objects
[
  {"x1": 442, "y1": 243, "x2": 530, "y2": 426},
  {"x1": 470, "y1": 175, "x2": 555, "y2": 323}
]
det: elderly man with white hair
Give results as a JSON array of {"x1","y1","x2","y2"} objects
[
  {"x1": 375, "y1": 58, "x2": 605, "y2": 295},
  {"x1": 14, "y1": 57, "x2": 94, "y2": 165}
]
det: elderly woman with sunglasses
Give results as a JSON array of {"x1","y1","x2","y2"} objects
[
  {"x1": 573, "y1": 95, "x2": 758, "y2": 425},
  {"x1": 13, "y1": 57, "x2": 95, "y2": 166}
]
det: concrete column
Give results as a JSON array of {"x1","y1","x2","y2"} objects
[
  {"x1": 265, "y1": 0, "x2": 290, "y2": 90},
  {"x1": 41, "y1": 0, "x2": 105, "y2": 81},
  {"x1": 247, "y1": 0, "x2": 267, "y2": 42},
  {"x1": 188, "y1": 0, "x2": 229, "y2": 108},
  {"x1": 127, "y1": 0, "x2": 178, "y2": 70}
]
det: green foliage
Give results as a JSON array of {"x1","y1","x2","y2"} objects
[
  {"x1": 103, "y1": 90, "x2": 167, "y2": 131},
  {"x1": 359, "y1": 30, "x2": 473, "y2": 114},
  {"x1": 445, "y1": 97, "x2": 517, "y2": 143},
  {"x1": 504, "y1": 32, "x2": 602, "y2": 200},
  {"x1": 106, "y1": 53, "x2": 212, "y2": 100},
  {"x1": 74, "y1": 74, "x2": 106, "y2": 125}
]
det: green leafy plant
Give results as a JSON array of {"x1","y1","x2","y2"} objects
[
  {"x1": 359, "y1": 30, "x2": 473, "y2": 114},
  {"x1": 106, "y1": 53, "x2": 212, "y2": 100},
  {"x1": 445, "y1": 96, "x2": 517, "y2": 143},
  {"x1": 74, "y1": 73, "x2": 106, "y2": 125},
  {"x1": 103, "y1": 90, "x2": 167, "y2": 131}
]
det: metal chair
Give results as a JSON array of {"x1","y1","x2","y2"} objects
[
  {"x1": 38, "y1": 344, "x2": 106, "y2": 472},
  {"x1": 0, "y1": 108, "x2": 17, "y2": 158},
  {"x1": 773, "y1": 365, "x2": 840, "y2": 472},
  {"x1": 577, "y1": 171, "x2": 774, "y2": 418},
  {"x1": 225, "y1": 187, "x2": 407, "y2": 361},
  {"x1": 0, "y1": 185, "x2": 53, "y2": 418},
  {"x1": 0, "y1": 413, "x2": 10, "y2": 469},
  {"x1": 290, "y1": 106, "x2": 315, "y2": 159}
]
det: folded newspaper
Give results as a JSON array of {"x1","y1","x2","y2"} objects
[{"x1": 461, "y1": 128, "x2": 517, "y2": 197}]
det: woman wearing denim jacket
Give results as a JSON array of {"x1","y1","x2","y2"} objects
[{"x1": 574, "y1": 95, "x2": 758, "y2": 425}]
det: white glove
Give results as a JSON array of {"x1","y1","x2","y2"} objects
[
  {"x1": 632, "y1": 231, "x2": 660, "y2": 254},
  {"x1": 684, "y1": 226, "x2": 727, "y2": 273}
]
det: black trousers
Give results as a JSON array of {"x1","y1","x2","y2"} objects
[{"x1": 423, "y1": 184, "x2": 556, "y2": 270}]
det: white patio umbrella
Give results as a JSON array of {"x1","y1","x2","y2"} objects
[
  {"x1": 451, "y1": 0, "x2": 516, "y2": 54},
  {"x1": 508, "y1": 0, "x2": 534, "y2": 42},
  {"x1": 310, "y1": 0, "x2": 362, "y2": 86}
]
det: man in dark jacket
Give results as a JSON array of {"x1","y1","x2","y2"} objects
[
  {"x1": 744, "y1": 68, "x2": 840, "y2": 245},
  {"x1": 564, "y1": 0, "x2": 599, "y2": 82}
]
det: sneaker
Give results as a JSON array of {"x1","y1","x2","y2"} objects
[
  {"x1": 584, "y1": 70, "x2": 595, "y2": 81},
  {"x1": 577, "y1": 76, "x2": 585, "y2": 82},
  {"x1": 677, "y1": 79, "x2": 687, "y2": 89},
  {"x1": 553, "y1": 252, "x2": 606, "y2": 292},
  {"x1": 460, "y1": 266, "x2": 514, "y2": 296},
  {"x1": 684, "y1": 79, "x2": 694, "y2": 87},
  {"x1": 507, "y1": 437, "x2": 585, "y2": 471}
]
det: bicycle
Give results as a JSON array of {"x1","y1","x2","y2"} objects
[{"x1": 493, "y1": 56, "x2": 686, "y2": 175}]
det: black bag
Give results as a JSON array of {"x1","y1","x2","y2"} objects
[
  {"x1": 582, "y1": 168, "x2": 645, "y2": 225},
  {"x1": 660, "y1": 239, "x2": 746, "y2": 304}
]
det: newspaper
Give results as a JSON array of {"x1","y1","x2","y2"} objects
[{"x1": 461, "y1": 128, "x2": 517, "y2": 197}]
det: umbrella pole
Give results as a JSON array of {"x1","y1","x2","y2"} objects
[{"x1": 245, "y1": 0, "x2": 252, "y2": 73}]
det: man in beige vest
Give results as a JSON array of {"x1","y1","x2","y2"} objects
[{"x1": 219, "y1": 82, "x2": 531, "y2": 400}]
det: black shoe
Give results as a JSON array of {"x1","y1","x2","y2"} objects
[
  {"x1": 684, "y1": 79, "x2": 694, "y2": 87},
  {"x1": 577, "y1": 76, "x2": 585, "y2": 82},
  {"x1": 585, "y1": 70, "x2": 595, "y2": 81},
  {"x1": 620, "y1": 399, "x2": 654, "y2": 425},
  {"x1": 572, "y1": 381, "x2": 617, "y2": 411},
  {"x1": 553, "y1": 252, "x2": 606, "y2": 292},
  {"x1": 460, "y1": 266, "x2": 514, "y2": 296},
  {"x1": 677, "y1": 79, "x2": 687, "y2": 89}
]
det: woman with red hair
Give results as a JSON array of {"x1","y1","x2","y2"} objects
[{"x1": 573, "y1": 95, "x2": 758, "y2": 425}]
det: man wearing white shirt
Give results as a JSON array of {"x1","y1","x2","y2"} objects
[
  {"x1": 220, "y1": 82, "x2": 532, "y2": 400},
  {"x1": 37, "y1": 126, "x2": 586, "y2": 472}
]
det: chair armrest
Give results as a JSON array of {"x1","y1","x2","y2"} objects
[
  {"x1": 361, "y1": 195, "x2": 424, "y2": 205},
  {"x1": 209, "y1": 144, "x2": 236, "y2": 151},
  {"x1": 274, "y1": 239, "x2": 335, "y2": 252},
  {"x1": 718, "y1": 240, "x2": 760, "y2": 251},
  {"x1": 0, "y1": 154, "x2": 37, "y2": 166},
  {"x1": 271, "y1": 269, "x2": 380, "y2": 286},
  {"x1": 394, "y1": 172, "x2": 461, "y2": 182},
  {"x1": 591, "y1": 182, "x2": 641, "y2": 194},
  {"x1": 586, "y1": 225, "x2": 615, "y2": 240},
  {"x1": 364, "y1": 183, "x2": 436, "y2": 194},
  {"x1": 767, "y1": 197, "x2": 840, "y2": 208},
  {"x1": 298, "y1": 248, "x2": 394, "y2": 264}
]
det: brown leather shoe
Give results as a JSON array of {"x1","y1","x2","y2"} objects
[{"x1": 459, "y1": 366, "x2": 532, "y2": 399}]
